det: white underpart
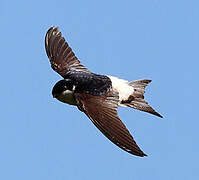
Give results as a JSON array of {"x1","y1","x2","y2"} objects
[
  {"x1": 107, "y1": 76, "x2": 134, "y2": 104},
  {"x1": 57, "y1": 90, "x2": 77, "y2": 105}
]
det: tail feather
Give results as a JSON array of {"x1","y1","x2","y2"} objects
[
  {"x1": 129, "y1": 79, "x2": 152, "y2": 95},
  {"x1": 125, "y1": 99, "x2": 163, "y2": 118},
  {"x1": 124, "y1": 79, "x2": 163, "y2": 118}
]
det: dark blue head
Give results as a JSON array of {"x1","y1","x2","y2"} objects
[{"x1": 52, "y1": 79, "x2": 73, "y2": 98}]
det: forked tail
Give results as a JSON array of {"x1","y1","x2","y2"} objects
[{"x1": 123, "y1": 80, "x2": 163, "y2": 118}]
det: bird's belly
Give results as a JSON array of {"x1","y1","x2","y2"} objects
[{"x1": 57, "y1": 90, "x2": 77, "y2": 105}]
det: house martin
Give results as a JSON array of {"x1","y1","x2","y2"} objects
[{"x1": 45, "y1": 26, "x2": 163, "y2": 157}]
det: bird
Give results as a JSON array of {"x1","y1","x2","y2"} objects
[{"x1": 45, "y1": 26, "x2": 163, "y2": 157}]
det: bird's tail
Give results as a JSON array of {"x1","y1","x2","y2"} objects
[{"x1": 122, "y1": 79, "x2": 163, "y2": 118}]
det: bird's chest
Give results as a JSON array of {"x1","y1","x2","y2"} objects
[{"x1": 57, "y1": 90, "x2": 77, "y2": 105}]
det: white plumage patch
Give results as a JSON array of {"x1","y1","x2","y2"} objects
[
  {"x1": 107, "y1": 76, "x2": 134, "y2": 103},
  {"x1": 57, "y1": 90, "x2": 77, "y2": 105}
]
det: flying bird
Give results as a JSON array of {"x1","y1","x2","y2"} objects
[{"x1": 45, "y1": 26, "x2": 163, "y2": 157}]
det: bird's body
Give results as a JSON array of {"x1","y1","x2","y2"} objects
[
  {"x1": 56, "y1": 74, "x2": 144, "y2": 107},
  {"x1": 108, "y1": 76, "x2": 135, "y2": 103},
  {"x1": 45, "y1": 26, "x2": 163, "y2": 157}
]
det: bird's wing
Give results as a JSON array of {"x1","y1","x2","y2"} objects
[
  {"x1": 75, "y1": 90, "x2": 147, "y2": 157},
  {"x1": 45, "y1": 26, "x2": 90, "y2": 77}
]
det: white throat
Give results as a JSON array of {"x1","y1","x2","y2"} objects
[{"x1": 56, "y1": 90, "x2": 77, "y2": 105}]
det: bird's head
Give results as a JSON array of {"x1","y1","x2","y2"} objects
[{"x1": 52, "y1": 79, "x2": 74, "y2": 99}]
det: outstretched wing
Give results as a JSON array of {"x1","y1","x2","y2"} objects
[
  {"x1": 75, "y1": 90, "x2": 147, "y2": 157},
  {"x1": 45, "y1": 26, "x2": 90, "y2": 77}
]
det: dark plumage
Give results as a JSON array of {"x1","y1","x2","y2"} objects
[
  {"x1": 65, "y1": 71, "x2": 112, "y2": 95},
  {"x1": 45, "y1": 26, "x2": 163, "y2": 157}
]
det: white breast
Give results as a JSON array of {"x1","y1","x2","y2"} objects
[{"x1": 107, "y1": 76, "x2": 134, "y2": 102}]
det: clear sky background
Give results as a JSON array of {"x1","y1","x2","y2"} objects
[{"x1": 0, "y1": 0, "x2": 198, "y2": 179}]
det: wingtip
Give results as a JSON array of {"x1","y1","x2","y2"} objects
[
  {"x1": 159, "y1": 114, "x2": 163, "y2": 118},
  {"x1": 156, "y1": 112, "x2": 163, "y2": 118},
  {"x1": 139, "y1": 152, "x2": 148, "y2": 157},
  {"x1": 128, "y1": 149, "x2": 148, "y2": 157},
  {"x1": 141, "y1": 149, "x2": 148, "y2": 157},
  {"x1": 46, "y1": 26, "x2": 60, "y2": 36},
  {"x1": 143, "y1": 152, "x2": 148, "y2": 156},
  {"x1": 135, "y1": 152, "x2": 148, "y2": 157},
  {"x1": 46, "y1": 26, "x2": 58, "y2": 40},
  {"x1": 50, "y1": 25, "x2": 59, "y2": 30}
]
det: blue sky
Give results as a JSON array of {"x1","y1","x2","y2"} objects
[{"x1": 0, "y1": 0, "x2": 198, "y2": 179}]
